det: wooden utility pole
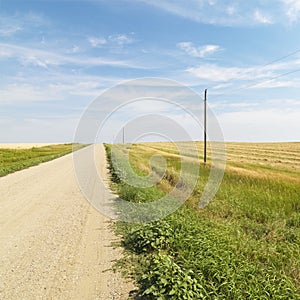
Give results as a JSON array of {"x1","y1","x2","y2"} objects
[{"x1": 204, "y1": 89, "x2": 207, "y2": 166}]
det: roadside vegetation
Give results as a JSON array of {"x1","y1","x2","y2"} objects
[
  {"x1": 105, "y1": 142, "x2": 300, "y2": 299},
  {"x1": 0, "y1": 143, "x2": 82, "y2": 177}
]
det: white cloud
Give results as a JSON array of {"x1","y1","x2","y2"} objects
[
  {"x1": 0, "y1": 15, "x2": 23, "y2": 36},
  {"x1": 266, "y1": 98, "x2": 300, "y2": 107},
  {"x1": 0, "y1": 24, "x2": 22, "y2": 36},
  {"x1": 226, "y1": 5, "x2": 236, "y2": 16},
  {"x1": 0, "y1": 42, "x2": 138, "y2": 68},
  {"x1": 249, "y1": 80, "x2": 298, "y2": 89},
  {"x1": 88, "y1": 37, "x2": 107, "y2": 47},
  {"x1": 282, "y1": 0, "x2": 300, "y2": 22},
  {"x1": 186, "y1": 56, "x2": 300, "y2": 84},
  {"x1": 0, "y1": 84, "x2": 57, "y2": 104},
  {"x1": 0, "y1": 12, "x2": 48, "y2": 37},
  {"x1": 218, "y1": 107, "x2": 300, "y2": 141},
  {"x1": 0, "y1": 70, "x2": 127, "y2": 104},
  {"x1": 187, "y1": 64, "x2": 251, "y2": 82},
  {"x1": 69, "y1": 45, "x2": 81, "y2": 53},
  {"x1": 88, "y1": 34, "x2": 135, "y2": 48},
  {"x1": 109, "y1": 34, "x2": 135, "y2": 46},
  {"x1": 212, "y1": 83, "x2": 233, "y2": 90},
  {"x1": 210, "y1": 101, "x2": 259, "y2": 110},
  {"x1": 131, "y1": 0, "x2": 300, "y2": 25},
  {"x1": 133, "y1": 0, "x2": 282, "y2": 26},
  {"x1": 177, "y1": 42, "x2": 221, "y2": 58},
  {"x1": 21, "y1": 56, "x2": 49, "y2": 68},
  {"x1": 0, "y1": 48, "x2": 13, "y2": 58},
  {"x1": 253, "y1": 10, "x2": 273, "y2": 24}
]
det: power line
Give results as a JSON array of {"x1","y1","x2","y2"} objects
[
  {"x1": 210, "y1": 66, "x2": 300, "y2": 100},
  {"x1": 236, "y1": 67, "x2": 300, "y2": 91},
  {"x1": 205, "y1": 47, "x2": 300, "y2": 99},
  {"x1": 258, "y1": 48, "x2": 300, "y2": 69},
  {"x1": 210, "y1": 47, "x2": 300, "y2": 90}
]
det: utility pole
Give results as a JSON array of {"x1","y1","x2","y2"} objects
[
  {"x1": 122, "y1": 126, "x2": 125, "y2": 144},
  {"x1": 204, "y1": 89, "x2": 207, "y2": 166}
]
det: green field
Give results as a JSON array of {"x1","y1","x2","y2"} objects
[
  {"x1": 105, "y1": 142, "x2": 300, "y2": 299},
  {"x1": 0, "y1": 144, "x2": 81, "y2": 177}
]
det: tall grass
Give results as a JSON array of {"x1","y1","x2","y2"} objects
[{"x1": 105, "y1": 142, "x2": 300, "y2": 299}]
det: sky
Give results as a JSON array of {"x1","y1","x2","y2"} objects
[{"x1": 1, "y1": 0, "x2": 300, "y2": 142}]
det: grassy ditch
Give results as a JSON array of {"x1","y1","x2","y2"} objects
[
  {"x1": 105, "y1": 142, "x2": 300, "y2": 299},
  {"x1": 0, "y1": 143, "x2": 83, "y2": 177}
]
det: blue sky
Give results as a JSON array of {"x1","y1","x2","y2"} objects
[{"x1": 1, "y1": 0, "x2": 300, "y2": 142}]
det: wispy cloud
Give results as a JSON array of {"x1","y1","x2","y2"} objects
[
  {"x1": 88, "y1": 37, "x2": 107, "y2": 48},
  {"x1": 253, "y1": 10, "x2": 273, "y2": 24},
  {"x1": 226, "y1": 5, "x2": 237, "y2": 16},
  {"x1": 0, "y1": 69, "x2": 127, "y2": 104},
  {"x1": 248, "y1": 79, "x2": 300, "y2": 89},
  {"x1": 135, "y1": 0, "x2": 232, "y2": 25},
  {"x1": 0, "y1": 83, "x2": 59, "y2": 104},
  {"x1": 186, "y1": 57, "x2": 300, "y2": 85},
  {"x1": 0, "y1": 12, "x2": 48, "y2": 37},
  {"x1": 66, "y1": 45, "x2": 81, "y2": 54},
  {"x1": 133, "y1": 0, "x2": 298, "y2": 26},
  {"x1": 0, "y1": 79, "x2": 98, "y2": 105},
  {"x1": 177, "y1": 42, "x2": 221, "y2": 58},
  {"x1": 21, "y1": 55, "x2": 50, "y2": 68},
  {"x1": 0, "y1": 24, "x2": 22, "y2": 37},
  {"x1": 88, "y1": 33, "x2": 135, "y2": 49},
  {"x1": 187, "y1": 64, "x2": 258, "y2": 82},
  {"x1": 282, "y1": 0, "x2": 300, "y2": 22},
  {"x1": 0, "y1": 15, "x2": 23, "y2": 36},
  {"x1": 109, "y1": 33, "x2": 135, "y2": 46},
  {"x1": 0, "y1": 42, "x2": 139, "y2": 68}
]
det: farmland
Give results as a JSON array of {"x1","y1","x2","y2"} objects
[
  {"x1": 106, "y1": 141, "x2": 300, "y2": 299},
  {"x1": 0, "y1": 144, "x2": 81, "y2": 177}
]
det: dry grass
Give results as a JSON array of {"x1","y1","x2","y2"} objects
[
  {"x1": 107, "y1": 141, "x2": 300, "y2": 299},
  {"x1": 0, "y1": 143, "x2": 57, "y2": 149},
  {"x1": 129, "y1": 141, "x2": 300, "y2": 183}
]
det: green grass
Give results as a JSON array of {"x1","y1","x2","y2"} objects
[
  {"x1": 105, "y1": 142, "x2": 300, "y2": 299},
  {"x1": 0, "y1": 143, "x2": 83, "y2": 177}
]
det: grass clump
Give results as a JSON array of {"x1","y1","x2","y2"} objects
[{"x1": 105, "y1": 142, "x2": 300, "y2": 299}]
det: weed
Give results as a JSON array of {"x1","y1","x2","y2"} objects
[{"x1": 105, "y1": 142, "x2": 300, "y2": 299}]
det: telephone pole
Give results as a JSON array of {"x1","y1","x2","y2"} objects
[
  {"x1": 122, "y1": 126, "x2": 125, "y2": 144},
  {"x1": 204, "y1": 89, "x2": 207, "y2": 166}
]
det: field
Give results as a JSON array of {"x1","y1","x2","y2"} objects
[
  {"x1": 0, "y1": 144, "x2": 80, "y2": 177},
  {"x1": 105, "y1": 141, "x2": 300, "y2": 299}
]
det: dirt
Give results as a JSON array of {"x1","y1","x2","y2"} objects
[{"x1": 0, "y1": 144, "x2": 134, "y2": 299}]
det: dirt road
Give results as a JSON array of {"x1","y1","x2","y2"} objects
[{"x1": 0, "y1": 145, "x2": 133, "y2": 299}]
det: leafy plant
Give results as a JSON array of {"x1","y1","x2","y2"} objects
[
  {"x1": 123, "y1": 221, "x2": 174, "y2": 254},
  {"x1": 140, "y1": 253, "x2": 207, "y2": 299},
  {"x1": 105, "y1": 142, "x2": 300, "y2": 299}
]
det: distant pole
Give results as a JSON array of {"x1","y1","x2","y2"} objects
[
  {"x1": 122, "y1": 127, "x2": 125, "y2": 144},
  {"x1": 204, "y1": 89, "x2": 207, "y2": 166}
]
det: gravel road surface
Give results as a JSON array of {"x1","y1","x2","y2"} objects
[{"x1": 0, "y1": 144, "x2": 133, "y2": 299}]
